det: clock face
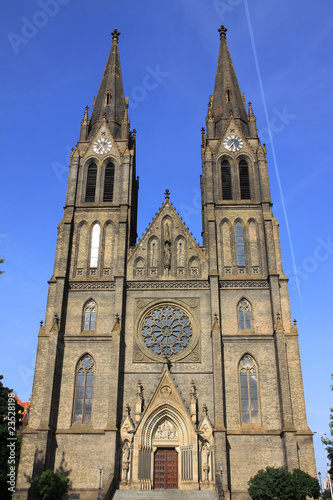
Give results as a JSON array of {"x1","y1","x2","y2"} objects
[
  {"x1": 223, "y1": 135, "x2": 243, "y2": 152},
  {"x1": 92, "y1": 137, "x2": 112, "y2": 155}
]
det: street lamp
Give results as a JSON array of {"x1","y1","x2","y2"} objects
[
  {"x1": 97, "y1": 465, "x2": 103, "y2": 500},
  {"x1": 314, "y1": 432, "x2": 333, "y2": 499},
  {"x1": 318, "y1": 471, "x2": 322, "y2": 493}
]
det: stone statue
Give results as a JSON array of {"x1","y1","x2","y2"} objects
[
  {"x1": 202, "y1": 442, "x2": 210, "y2": 481},
  {"x1": 164, "y1": 242, "x2": 171, "y2": 267},
  {"x1": 122, "y1": 442, "x2": 130, "y2": 463},
  {"x1": 202, "y1": 442, "x2": 210, "y2": 466}
]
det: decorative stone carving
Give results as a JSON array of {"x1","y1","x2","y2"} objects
[
  {"x1": 69, "y1": 282, "x2": 115, "y2": 290},
  {"x1": 202, "y1": 441, "x2": 210, "y2": 482},
  {"x1": 155, "y1": 420, "x2": 178, "y2": 440},
  {"x1": 120, "y1": 404, "x2": 135, "y2": 443},
  {"x1": 220, "y1": 280, "x2": 269, "y2": 289},
  {"x1": 121, "y1": 441, "x2": 131, "y2": 483},
  {"x1": 127, "y1": 281, "x2": 209, "y2": 290},
  {"x1": 190, "y1": 381, "x2": 197, "y2": 424},
  {"x1": 135, "y1": 382, "x2": 144, "y2": 422},
  {"x1": 160, "y1": 385, "x2": 172, "y2": 398}
]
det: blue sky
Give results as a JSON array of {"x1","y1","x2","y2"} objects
[{"x1": 1, "y1": 0, "x2": 333, "y2": 484}]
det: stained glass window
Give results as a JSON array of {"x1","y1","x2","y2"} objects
[
  {"x1": 141, "y1": 305, "x2": 192, "y2": 357},
  {"x1": 74, "y1": 355, "x2": 94, "y2": 423},
  {"x1": 238, "y1": 299, "x2": 251, "y2": 330},
  {"x1": 83, "y1": 301, "x2": 96, "y2": 330},
  {"x1": 235, "y1": 222, "x2": 245, "y2": 266},
  {"x1": 240, "y1": 355, "x2": 259, "y2": 424}
]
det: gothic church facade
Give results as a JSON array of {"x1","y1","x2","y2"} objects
[{"x1": 15, "y1": 27, "x2": 316, "y2": 499}]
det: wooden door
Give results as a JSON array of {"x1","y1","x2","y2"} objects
[{"x1": 153, "y1": 448, "x2": 178, "y2": 489}]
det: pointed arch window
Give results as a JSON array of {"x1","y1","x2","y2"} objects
[
  {"x1": 105, "y1": 91, "x2": 111, "y2": 106},
  {"x1": 239, "y1": 355, "x2": 259, "y2": 424},
  {"x1": 152, "y1": 242, "x2": 156, "y2": 267},
  {"x1": 83, "y1": 300, "x2": 97, "y2": 330},
  {"x1": 238, "y1": 299, "x2": 251, "y2": 330},
  {"x1": 103, "y1": 162, "x2": 115, "y2": 202},
  {"x1": 221, "y1": 159, "x2": 232, "y2": 200},
  {"x1": 90, "y1": 224, "x2": 100, "y2": 267},
  {"x1": 239, "y1": 159, "x2": 251, "y2": 199},
  {"x1": 179, "y1": 242, "x2": 183, "y2": 266},
  {"x1": 73, "y1": 355, "x2": 94, "y2": 423},
  {"x1": 85, "y1": 163, "x2": 97, "y2": 202},
  {"x1": 235, "y1": 222, "x2": 245, "y2": 266}
]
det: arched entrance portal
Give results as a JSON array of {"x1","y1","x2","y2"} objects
[{"x1": 120, "y1": 367, "x2": 214, "y2": 491}]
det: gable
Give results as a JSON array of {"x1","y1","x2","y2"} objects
[{"x1": 127, "y1": 199, "x2": 208, "y2": 280}]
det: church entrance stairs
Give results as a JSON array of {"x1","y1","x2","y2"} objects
[{"x1": 111, "y1": 490, "x2": 218, "y2": 500}]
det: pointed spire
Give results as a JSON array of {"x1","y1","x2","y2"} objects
[
  {"x1": 88, "y1": 29, "x2": 126, "y2": 139},
  {"x1": 211, "y1": 25, "x2": 248, "y2": 136}
]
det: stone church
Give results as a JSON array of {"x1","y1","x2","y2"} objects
[{"x1": 15, "y1": 26, "x2": 316, "y2": 499}]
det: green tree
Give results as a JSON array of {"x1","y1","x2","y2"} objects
[
  {"x1": 292, "y1": 468, "x2": 320, "y2": 500},
  {"x1": 0, "y1": 258, "x2": 4, "y2": 275},
  {"x1": 248, "y1": 466, "x2": 320, "y2": 500},
  {"x1": 0, "y1": 375, "x2": 23, "y2": 499},
  {"x1": 30, "y1": 470, "x2": 69, "y2": 500},
  {"x1": 322, "y1": 374, "x2": 333, "y2": 476}
]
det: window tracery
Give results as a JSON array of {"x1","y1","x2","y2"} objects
[
  {"x1": 238, "y1": 299, "x2": 251, "y2": 330},
  {"x1": 73, "y1": 355, "x2": 94, "y2": 423},
  {"x1": 141, "y1": 304, "x2": 192, "y2": 357},
  {"x1": 83, "y1": 300, "x2": 97, "y2": 330},
  {"x1": 239, "y1": 355, "x2": 259, "y2": 424}
]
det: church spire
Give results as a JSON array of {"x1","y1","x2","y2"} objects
[
  {"x1": 88, "y1": 29, "x2": 126, "y2": 139},
  {"x1": 211, "y1": 25, "x2": 248, "y2": 136}
]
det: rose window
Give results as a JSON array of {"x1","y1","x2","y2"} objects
[{"x1": 141, "y1": 305, "x2": 193, "y2": 357}]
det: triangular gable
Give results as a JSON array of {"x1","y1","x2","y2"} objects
[
  {"x1": 213, "y1": 114, "x2": 254, "y2": 159},
  {"x1": 81, "y1": 117, "x2": 122, "y2": 162},
  {"x1": 135, "y1": 364, "x2": 197, "y2": 444},
  {"x1": 127, "y1": 197, "x2": 208, "y2": 280}
]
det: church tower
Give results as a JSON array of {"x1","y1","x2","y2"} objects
[{"x1": 15, "y1": 27, "x2": 316, "y2": 500}]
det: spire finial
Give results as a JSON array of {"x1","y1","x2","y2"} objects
[
  {"x1": 164, "y1": 189, "x2": 170, "y2": 201},
  {"x1": 111, "y1": 28, "x2": 121, "y2": 42},
  {"x1": 218, "y1": 25, "x2": 227, "y2": 39}
]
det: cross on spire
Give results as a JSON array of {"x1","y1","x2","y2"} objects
[
  {"x1": 164, "y1": 189, "x2": 170, "y2": 201},
  {"x1": 218, "y1": 25, "x2": 227, "y2": 39},
  {"x1": 111, "y1": 28, "x2": 121, "y2": 42}
]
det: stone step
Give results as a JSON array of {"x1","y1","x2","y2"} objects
[{"x1": 111, "y1": 490, "x2": 217, "y2": 500}]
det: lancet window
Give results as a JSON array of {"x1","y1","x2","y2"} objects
[
  {"x1": 85, "y1": 163, "x2": 97, "y2": 202},
  {"x1": 73, "y1": 355, "x2": 94, "y2": 423},
  {"x1": 239, "y1": 355, "x2": 259, "y2": 424}
]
